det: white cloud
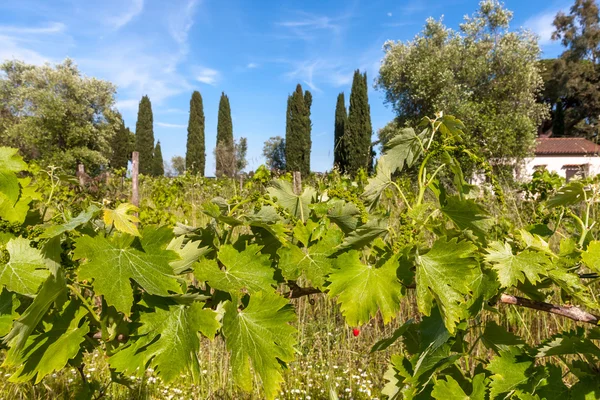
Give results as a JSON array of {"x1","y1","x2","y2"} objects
[
  {"x1": 115, "y1": 99, "x2": 140, "y2": 112},
  {"x1": 195, "y1": 67, "x2": 219, "y2": 85},
  {"x1": 157, "y1": 122, "x2": 187, "y2": 128},
  {"x1": 524, "y1": 10, "x2": 559, "y2": 45},
  {"x1": 169, "y1": 0, "x2": 199, "y2": 45},
  {"x1": 247, "y1": 62, "x2": 259, "y2": 69},
  {"x1": 0, "y1": 35, "x2": 50, "y2": 65},
  {"x1": 387, "y1": 12, "x2": 393, "y2": 17},
  {"x1": 0, "y1": 22, "x2": 66, "y2": 35},
  {"x1": 276, "y1": 12, "x2": 347, "y2": 41},
  {"x1": 109, "y1": 0, "x2": 144, "y2": 29}
]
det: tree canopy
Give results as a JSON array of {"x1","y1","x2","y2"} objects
[
  {"x1": 539, "y1": 0, "x2": 600, "y2": 138},
  {"x1": 216, "y1": 93, "x2": 234, "y2": 177},
  {"x1": 376, "y1": 0, "x2": 548, "y2": 162},
  {"x1": 285, "y1": 84, "x2": 312, "y2": 176},
  {"x1": 346, "y1": 71, "x2": 372, "y2": 175},
  {"x1": 0, "y1": 59, "x2": 119, "y2": 174},
  {"x1": 263, "y1": 136, "x2": 286, "y2": 171},
  {"x1": 186, "y1": 91, "x2": 205, "y2": 175},
  {"x1": 135, "y1": 96, "x2": 155, "y2": 175},
  {"x1": 110, "y1": 117, "x2": 135, "y2": 170}
]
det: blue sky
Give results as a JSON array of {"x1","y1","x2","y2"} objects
[{"x1": 0, "y1": 0, "x2": 572, "y2": 175}]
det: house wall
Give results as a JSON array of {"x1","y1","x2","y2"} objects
[{"x1": 521, "y1": 155, "x2": 600, "y2": 179}]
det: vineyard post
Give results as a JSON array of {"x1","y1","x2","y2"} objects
[
  {"x1": 131, "y1": 151, "x2": 139, "y2": 212},
  {"x1": 293, "y1": 171, "x2": 302, "y2": 195},
  {"x1": 77, "y1": 163, "x2": 85, "y2": 186}
]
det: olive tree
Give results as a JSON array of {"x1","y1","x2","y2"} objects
[
  {"x1": 376, "y1": 0, "x2": 549, "y2": 162},
  {"x1": 0, "y1": 59, "x2": 119, "y2": 174}
]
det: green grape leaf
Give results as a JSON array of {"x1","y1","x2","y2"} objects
[
  {"x1": 328, "y1": 251, "x2": 404, "y2": 326},
  {"x1": 223, "y1": 292, "x2": 297, "y2": 400},
  {"x1": 547, "y1": 180, "x2": 590, "y2": 208},
  {"x1": 536, "y1": 330, "x2": 600, "y2": 358},
  {"x1": 194, "y1": 244, "x2": 275, "y2": 294},
  {"x1": 9, "y1": 300, "x2": 89, "y2": 384},
  {"x1": 277, "y1": 228, "x2": 342, "y2": 289},
  {"x1": 482, "y1": 321, "x2": 525, "y2": 353},
  {"x1": 0, "y1": 169, "x2": 20, "y2": 207},
  {"x1": 0, "y1": 288, "x2": 20, "y2": 337},
  {"x1": 570, "y1": 376, "x2": 600, "y2": 399},
  {"x1": 74, "y1": 235, "x2": 181, "y2": 315},
  {"x1": 103, "y1": 203, "x2": 140, "y2": 236},
  {"x1": 3, "y1": 270, "x2": 67, "y2": 367},
  {"x1": 432, "y1": 374, "x2": 486, "y2": 400},
  {"x1": 362, "y1": 159, "x2": 394, "y2": 208},
  {"x1": 370, "y1": 319, "x2": 414, "y2": 353},
  {"x1": 167, "y1": 236, "x2": 210, "y2": 275},
  {"x1": 0, "y1": 147, "x2": 27, "y2": 209},
  {"x1": 110, "y1": 303, "x2": 219, "y2": 382},
  {"x1": 40, "y1": 205, "x2": 100, "y2": 239},
  {"x1": 416, "y1": 237, "x2": 480, "y2": 333},
  {"x1": 320, "y1": 199, "x2": 361, "y2": 234},
  {"x1": 0, "y1": 177, "x2": 38, "y2": 224},
  {"x1": 485, "y1": 242, "x2": 550, "y2": 288},
  {"x1": 336, "y1": 217, "x2": 388, "y2": 251},
  {"x1": 0, "y1": 147, "x2": 28, "y2": 172},
  {"x1": 267, "y1": 179, "x2": 316, "y2": 222},
  {"x1": 547, "y1": 267, "x2": 597, "y2": 309},
  {"x1": 441, "y1": 196, "x2": 492, "y2": 242},
  {"x1": 487, "y1": 348, "x2": 533, "y2": 399},
  {"x1": 582, "y1": 241, "x2": 600, "y2": 274},
  {"x1": 381, "y1": 127, "x2": 425, "y2": 172},
  {"x1": 1, "y1": 237, "x2": 50, "y2": 295},
  {"x1": 534, "y1": 364, "x2": 569, "y2": 400}
]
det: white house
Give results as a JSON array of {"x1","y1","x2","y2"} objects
[{"x1": 521, "y1": 137, "x2": 600, "y2": 181}]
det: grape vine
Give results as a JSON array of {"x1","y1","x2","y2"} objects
[{"x1": 1, "y1": 115, "x2": 599, "y2": 399}]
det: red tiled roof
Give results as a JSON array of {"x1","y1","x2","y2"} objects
[{"x1": 535, "y1": 138, "x2": 600, "y2": 155}]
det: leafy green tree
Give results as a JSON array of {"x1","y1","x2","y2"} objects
[
  {"x1": 216, "y1": 93, "x2": 234, "y2": 177},
  {"x1": 135, "y1": 95, "x2": 155, "y2": 175},
  {"x1": 334, "y1": 92, "x2": 347, "y2": 171},
  {"x1": 0, "y1": 59, "x2": 119, "y2": 173},
  {"x1": 263, "y1": 136, "x2": 286, "y2": 170},
  {"x1": 346, "y1": 70, "x2": 372, "y2": 175},
  {"x1": 303, "y1": 90, "x2": 313, "y2": 175},
  {"x1": 152, "y1": 141, "x2": 164, "y2": 177},
  {"x1": 185, "y1": 91, "x2": 205, "y2": 175},
  {"x1": 285, "y1": 84, "x2": 311, "y2": 176},
  {"x1": 539, "y1": 0, "x2": 600, "y2": 137},
  {"x1": 111, "y1": 117, "x2": 135, "y2": 169},
  {"x1": 171, "y1": 155, "x2": 186, "y2": 176},
  {"x1": 376, "y1": 0, "x2": 549, "y2": 161},
  {"x1": 235, "y1": 137, "x2": 248, "y2": 174}
]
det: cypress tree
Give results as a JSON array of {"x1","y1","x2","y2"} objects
[
  {"x1": 186, "y1": 91, "x2": 205, "y2": 175},
  {"x1": 334, "y1": 92, "x2": 347, "y2": 171},
  {"x1": 285, "y1": 84, "x2": 311, "y2": 176},
  {"x1": 215, "y1": 92, "x2": 234, "y2": 177},
  {"x1": 303, "y1": 90, "x2": 312, "y2": 176},
  {"x1": 152, "y1": 141, "x2": 164, "y2": 177},
  {"x1": 135, "y1": 95, "x2": 155, "y2": 175},
  {"x1": 111, "y1": 117, "x2": 134, "y2": 169},
  {"x1": 346, "y1": 70, "x2": 372, "y2": 175}
]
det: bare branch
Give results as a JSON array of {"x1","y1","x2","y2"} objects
[{"x1": 498, "y1": 294, "x2": 599, "y2": 325}]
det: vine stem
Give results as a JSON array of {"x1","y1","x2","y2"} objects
[
  {"x1": 498, "y1": 294, "x2": 599, "y2": 325},
  {"x1": 67, "y1": 284, "x2": 102, "y2": 324},
  {"x1": 284, "y1": 284, "x2": 600, "y2": 326}
]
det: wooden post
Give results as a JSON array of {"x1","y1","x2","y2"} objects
[
  {"x1": 131, "y1": 152, "x2": 139, "y2": 208},
  {"x1": 239, "y1": 175, "x2": 243, "y2": 192},
  {"x1": 293, "y1": 171, "x2": 302, "y2": 195},
  {"x1": 77, "y1": 164, "x2": 85, "y2": 186}
]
